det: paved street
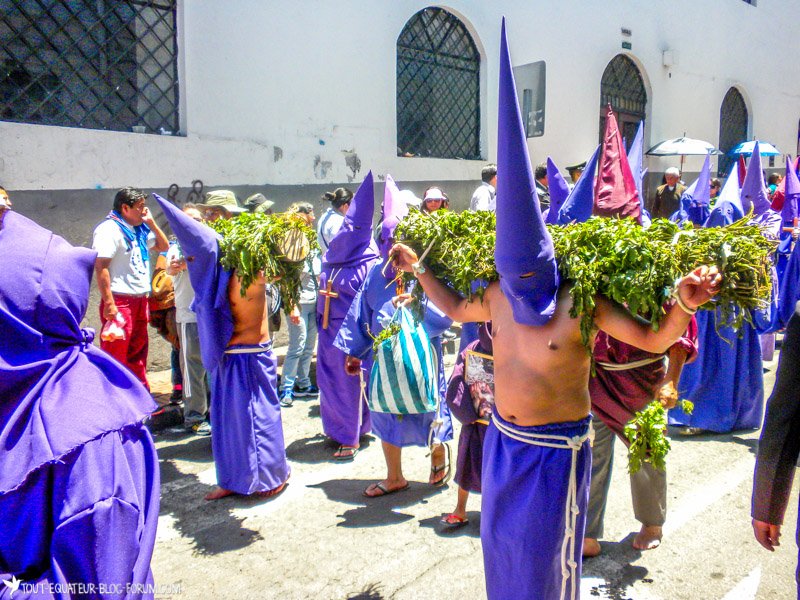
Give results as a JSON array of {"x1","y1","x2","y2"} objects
[{"x1": 147, "y1": 344, "x2": 797, "y2": 600}]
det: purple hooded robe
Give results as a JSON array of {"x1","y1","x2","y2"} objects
[
  {"x1": 0, "y1": 212, "x2": 160, "y2": 599},
  {"x1": 316, "y1": 172, "x2": 381, "y2": 447},
  {"x1": 155, "y1": 195, "x2": 290, "y2": 494}
]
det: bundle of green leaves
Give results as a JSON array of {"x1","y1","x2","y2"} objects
[
  {"x1": 395, "y1": 210, "x2": 776, "y2": 347},
  {"x1": 211, "y1": 212, "x2": 318, "y2": 308},
  {"x1": 625, "y1": 399, "x2": 694, "y2": 474}
]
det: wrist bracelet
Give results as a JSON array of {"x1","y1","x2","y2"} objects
[
  {"x1": 674, "y1": 293, "x2": 698, "y2": 315},
  {"x1": 411, "y1": 262, "x2": 426, "y2": 277}
]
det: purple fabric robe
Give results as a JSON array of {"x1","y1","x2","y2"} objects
[
  {"x1": 316, "y1": 262, "x2": 377, "y2": 446},
  {"x1": 481, "y1": 413, "x2": 591, "y2": 600},
  {"x1": 0, "y1": 212, "x2": 159, "y2": 599},
  {"x1": 212, "y1": 344, "x2": 291, "y2": 494},
  {"x1": 154, "y1": 195, "x2": 290, "y2": 493},
  {"x1": 316, "y1": 172, "x2": 381, "y2": 447},
  {"x1": 334, "y1": 260, "x2": 454, "y2": 447}
]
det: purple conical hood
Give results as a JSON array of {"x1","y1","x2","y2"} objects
[
  {"x1": 678, "y1": 154, "x2": 711, "y2": 226},
  {"x1": 741, "y1": 142, "x2": 771, "y2": 216},
  {"x1": 557, "y1": 145, "x2": 600, "y2": 224},
  {"x1": 627, "y1": 120, "x2": 646, "y2": 211},
  {"x1": 704, "y1": 170, "x2": 745, "y2": 228},
  {"x1": 380, "y1": 174, "x2": 408, "y2": 257},
  {"x1": 782, "y1": 156, "x2": 800, "y2": 223},
  {"x1": 154, "y1": 194, "x2": 234, "y2": 372},
  {"x1": 323, "y1": 171, "x2": 380, "y2": 267},
  {"x1": 544, "y1": 157, "x2": 570, "y2": 224},
  {"x1": 494, "y1": 19, "x2": 559, "y2": 326}
]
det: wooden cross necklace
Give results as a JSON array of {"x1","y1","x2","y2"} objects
[{"x1": 320, "y1": 268, "x2": 341, "y2": 329}]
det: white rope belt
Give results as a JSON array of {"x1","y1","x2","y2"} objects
[
  {"x1": 595, "y1": 355, "x2": 664, "y2": 371},
  {"x1": 224, "y1": 345, "x2": 271, "y2": 354},
  {"x1": 491, "y1": 414, "x2": 594, "y2": 600}
]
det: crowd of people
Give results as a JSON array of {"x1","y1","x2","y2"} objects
[{"x1": 3, "y1": 24, "x2": 800, "y2": 600}]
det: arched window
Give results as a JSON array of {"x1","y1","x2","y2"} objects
[
  {"x1": 396, "y1": 8, "x2": 481, "y2": 159},
  {"x1": 718, "y1": 88, "x2": 748, "y2": 177},
  {"x1": 599, "y1": 54, "x2": 646, "y2": 151}
]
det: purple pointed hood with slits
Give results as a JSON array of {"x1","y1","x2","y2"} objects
[
  {"x1": 782, "y1": 156, "x2": 800, "y2": 223},
  {"x1": 557, "y1": 145, "x2": 600, "y2": 225},
  {"x1": 323, "y1": 171, "x2": 380, "y2": 268},
  {"x1": 672, "y1": 154, "x2": 711, "y2": 226},
  {"x1": 154, "y1": 194, "x2": 234, "y2": 373},
  {"x1": 380, "y1": 174, "x2": 408, "y2": 258},
  {"x1": 740, "y1": 142, "x2": 772, "y2": 216},
  {"x1": 704, "y1": 170, "x2": 745, "y2": 228},
  {"x1": 544, "y1": 157, "x2": 570, "y2": 224},
  {"x1": 0, "y1": 212, "x2": 155, "y2": 494},
  {"x1": 494, "y1": 19, "x2": 559, "y2": 326}
]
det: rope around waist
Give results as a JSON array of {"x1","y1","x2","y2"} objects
[
  {"x1": 491, "y1": 414, "x2": 593, "y2": 449},
  {"x1": 595, "y1": 355, "x2": 664, "y2": 371},
  {"x1": 224, "y1": 345, "x2": 272, "y2": 354}
]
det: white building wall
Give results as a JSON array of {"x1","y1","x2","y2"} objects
[{"x1": 1, "y1": 0, "x2": 799, "y2": 194}]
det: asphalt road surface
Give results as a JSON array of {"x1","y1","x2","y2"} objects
[{"x1": 147, "y1": 343, "x2": 797, "y2": 600}]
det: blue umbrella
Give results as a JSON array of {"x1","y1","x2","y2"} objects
[{"x1": 727, "y1": 140, "x2": 781, "y2": 157}]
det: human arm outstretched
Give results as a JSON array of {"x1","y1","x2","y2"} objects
[{"x1": 389, "y1": 243, "x2": 491, "y2": 323}]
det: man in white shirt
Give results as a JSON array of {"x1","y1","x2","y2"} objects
[
  {"x1": 93, "y1": 187, "x2": 169, "y2": 390},
  {"x1": 167, "y1": 203, "x2": 211, "y2": 435},
  {"x1": 469, "y1": 164, "x2": 497, "y2": 212}
]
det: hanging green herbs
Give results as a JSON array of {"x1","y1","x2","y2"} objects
[
  {"x1": 211, "y1": 212, "x2": 318, "y2": 308},
  {"x1": 394, "y1": 210, "x2": 776, "y2": 348},
  {"x1": 625, "y1": 398, "x2": 694, "y2": 473},
  {"x1": 371, "y1": 322, "x2": 402, "y2": 355}
]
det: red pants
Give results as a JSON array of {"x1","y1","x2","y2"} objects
[{"x1": 100, "y1": 294, "x2": 150, "y2": 390}]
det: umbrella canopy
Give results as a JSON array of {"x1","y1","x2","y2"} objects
[
  {"x1": 727, "y1": 140, "x2": 781, "y2": 157},
  {"x1": 646, "y1": 137, "x2": 722, "y2": 156}
]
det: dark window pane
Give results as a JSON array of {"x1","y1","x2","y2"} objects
[
  {"x1": 0, "y1": 0, "x2": 179, "y2": 134},
  {"x1": 718, "y1": 88, "x2": 748, "y2": 178},
  {"x1": 397, "y1": 7, "x2": 481, "y2": 159}
]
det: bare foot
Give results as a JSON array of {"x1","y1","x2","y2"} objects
[
  {"x1": 204, "y1": 487, "x2": 235, "y2": 501},
  {"x1": 257, "y1": 477, "x2": 289, "y2": 499},
  {"x1": 633, "y1": 525, "x2": 663, "y2": 550},
  {"x1": 583, "y1": 538, "x2": 601, "y2": 557}
]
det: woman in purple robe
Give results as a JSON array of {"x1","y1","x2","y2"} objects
[
  {"x1": 0, "y1": 212, "x2": 160, "y2": 599},
  {"x1": 316, "y1": 172, "x2": 381, "y2": 460}
]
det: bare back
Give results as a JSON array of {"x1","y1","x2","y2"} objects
[
  {"x1": 227, "y1": 272, "x2": 271, "y2": 346},
  {"x1": 484, "y1": 281, "x2": 591, "y2": 426}
]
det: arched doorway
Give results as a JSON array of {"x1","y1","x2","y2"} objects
[
  {"x1": 599, "y1": 54, "x2": 647, "y2": 151},
  {"x1": 396, "y1": 7, "x2": 481, "y2": 159},
  {"x1": 718, "y1": 88, "x2": 748, "y2": 177}
]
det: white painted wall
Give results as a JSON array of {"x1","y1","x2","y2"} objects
[{"x1": 1, "y1": 0, "x2": 799, "y2": 192}]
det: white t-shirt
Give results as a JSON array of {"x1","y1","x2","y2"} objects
[
  {"x1": 92, "y1": 219, "x2": 156, "y2": 295},
  {"x1": 166, "y1": 244, "x2": 197, "y2": 323},
  {"x1": 469, "y1": 181, "x2": 496, "y2": 212},
  {"x1": 318, "y1": 207, "x2": 345, "y2": 256}
]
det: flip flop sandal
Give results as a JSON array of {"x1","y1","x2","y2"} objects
[
  {"x1": 362, "y1": 482, "x2": 410, "y2": 498},
  {"x1": 440, "y1": 513, "x2": 469, "y2": 527},
  {"x1": 334, "y1": 445, "x2": 359, "y2": 461},
  {"x1": 429, "y1": 442, "x2": 452, "y2": 486}
]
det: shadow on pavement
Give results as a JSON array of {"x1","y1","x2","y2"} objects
[
  {"x1": 346, "y1": 583, "x2": 388, "y2": 599},
  {"x1": 158, "y1": 452, "x2": 264, "y2": 556},
  {"x1": 582, "y1": 532, "x2": 647, "y2": 599},
  {"x1": 154, "y1": 434, "x2": 214, "y2": 464},
  {"x1": 309, "y1": 478, "x2": 447, "y2": 528},
  {"x1": 307, "y1": 403, "x2": 322, "y2": 418},
  {"x1": 418, "y1": 511, "x2": 481, "y2": 538},
  {"x1": 286, "y1": 433, "x2": 375, "y2": 464}
]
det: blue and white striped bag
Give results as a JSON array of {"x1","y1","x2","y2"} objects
[{"x1": 368, "y1": 306, "x2": 438, "y2": 414}]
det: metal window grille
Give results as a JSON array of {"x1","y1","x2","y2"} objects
[
  {"x1": 599, "y1": 54, "x2": 646, "y2": 148},
  {"x1": 718, "y1": 87, "x2": 748, "y2": 177},
  {"x1": 396, "y1": 7, "x2": 481, "y2": 159},
  {"x1": 1, "y1": 0, "x2": 179, "y2": 134}
]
